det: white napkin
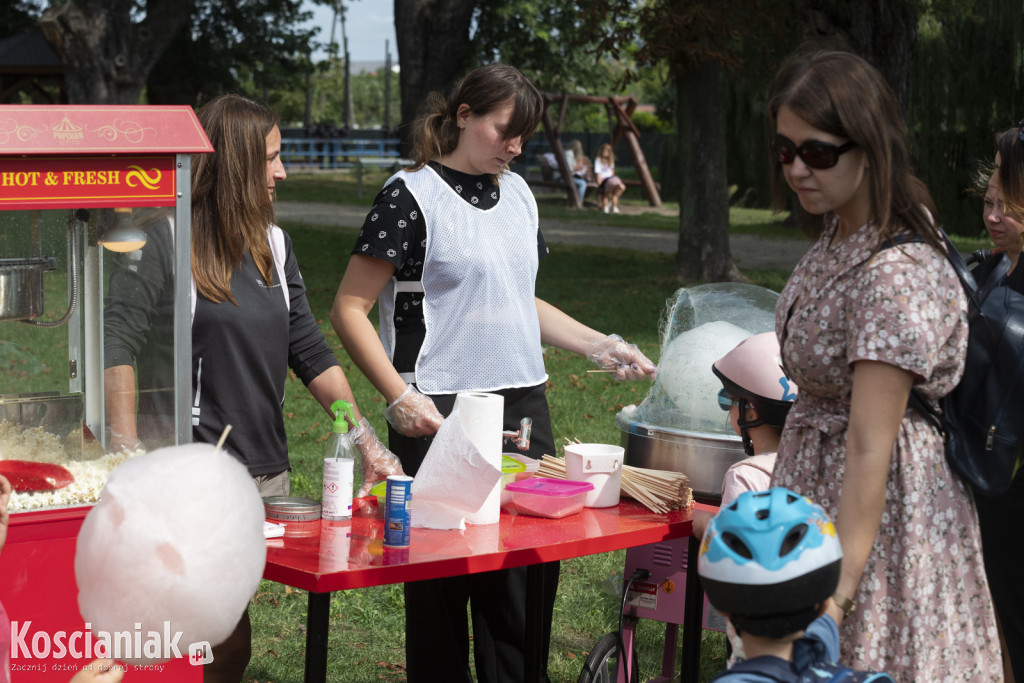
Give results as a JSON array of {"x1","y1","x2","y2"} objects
[
  {"x1": 411, "y1": 405, "x2": 502, "y2": 530},
  {"x1": 263, "y1": 521, "x2": 286, "y2": 539}
]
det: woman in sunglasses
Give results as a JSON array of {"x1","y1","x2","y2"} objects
[{"x1": 767, "y1": 49, "x2": 1000, "y2": 680}]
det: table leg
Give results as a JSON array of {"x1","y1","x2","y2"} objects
[
  {"x1": 305, "y1": 592, "x2": 331, "y2": 683},
  {"x1": 525, "y1": 563, "x2": 547, "y2": 683},
  {"x1": 679, "y1": 534, "x2": 703, "y2": 682}
]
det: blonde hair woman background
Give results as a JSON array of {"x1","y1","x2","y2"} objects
[{"x1": 594, "y1": 142, "x2": 625, "y2": 213}]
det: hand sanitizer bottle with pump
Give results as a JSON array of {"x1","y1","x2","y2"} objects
[{"x1": 322, "y1": 400, "x2": 359, "y2": 521}]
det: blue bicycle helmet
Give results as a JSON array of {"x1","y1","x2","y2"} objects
[{"x1": 698, "y1": 487, "x2": 843, "y2": 638}]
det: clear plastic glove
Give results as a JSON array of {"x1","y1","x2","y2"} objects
[
  {"x1": 586, "y1": 334, "x2": 657, "y2": 381},
  {"x1": 382, "y1": 383, "x2": 444, "y2": 437},
  {"x1": 351, "y1": 417, "x2": 405, "y2": 497},
  {"x1": 109, "y1": 428, "x2": 144, "y2": 455}
]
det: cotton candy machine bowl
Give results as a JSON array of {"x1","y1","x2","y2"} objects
[
  {"x1": 619, "y1": 421, "x2": 745, "y2": 503},
  {"x1": 617, "y1": 283, "x2": 781, "y2": 503}
]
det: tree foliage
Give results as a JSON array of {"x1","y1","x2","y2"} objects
[
  {"x1": 470, "y1": 0, "x2": 613, "y2": 93},
  {"x1": 8, "y1": 0, "x2": 318, "y2": 107},
  {"x1": 909, "y1": 0, "x2": 1024, "y2": 234},
  {"x1": 304, "y1": 60, "x2": 401, "y2": 131},
  {"x1": 0, "y1": 0, "x2": 44, "y2": 35},
  {"x1": 146, "y1": 0, "x2": 317, "y2": 108}
]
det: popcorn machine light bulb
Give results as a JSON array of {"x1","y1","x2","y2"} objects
[{"x1": 98, "y1": 207, "x2": 147, "y2": 252}]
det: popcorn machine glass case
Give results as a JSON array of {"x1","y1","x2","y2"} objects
[{"x1": 0, "y1": 106, "x2": 212, "y2": 515}]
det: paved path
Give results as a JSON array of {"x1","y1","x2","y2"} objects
[{"x1": 275, "y1": 201, "x2": 811, "y2": 271}]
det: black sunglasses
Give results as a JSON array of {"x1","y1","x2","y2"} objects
[
  {"x1": 1017, "y1": 119, "x2": 1024, "y2": 143},
  {"x1": 771, "y1": 134, "x2": 856, "y2": 170}
]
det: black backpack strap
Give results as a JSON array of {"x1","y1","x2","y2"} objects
[
  {"x1": 879, "y1": 233, "x2": 925, "y2": 249},
  {"x1": 976, "y1": 252, "x2": 1011, "y2": 302}
]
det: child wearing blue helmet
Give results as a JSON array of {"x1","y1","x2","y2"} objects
[{"x1": 698, "y1": 488, "x2": 893, "y2": 682}]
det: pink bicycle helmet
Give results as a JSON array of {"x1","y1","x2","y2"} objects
[{"x1": 712, "y1": 332, "x2": 798, "y2": 454}]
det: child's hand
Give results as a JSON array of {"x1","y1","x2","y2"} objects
[
  {"x1": 823, "y1": 596, "x2": 846, "y2": 627},
  {"x1": 691, "y1": 510, "x2": 713, "y2": 540},
  {"x1": 69, "y1": 659, "x2": 125, "y2": 682},
  {"x1": 0, "y1": 473, "x2": 11, "y2": 555}
]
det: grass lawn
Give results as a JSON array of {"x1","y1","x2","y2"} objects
[{"x1": 250, "y1": 169, "x2": 988, "y2": 682}]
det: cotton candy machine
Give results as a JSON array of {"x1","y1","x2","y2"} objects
[{"x1": 617, "y1": 283, "x2": 779, "y2": 502}]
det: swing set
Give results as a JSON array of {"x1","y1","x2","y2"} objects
[{"x1": 529, "y1": 92, "x2": 662, "y2": 209}]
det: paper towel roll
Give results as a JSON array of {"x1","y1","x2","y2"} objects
[{"x1": 458, "y1": 392, "x2": 504, "y2": 525}]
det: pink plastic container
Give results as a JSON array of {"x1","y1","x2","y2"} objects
[{"x1": 503, "y1": 478, "x2": 594, "y2": 518}]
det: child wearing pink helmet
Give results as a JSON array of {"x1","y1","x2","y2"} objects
[{"x1": 711, "y1": 331, "x2": 797, "y2": 503}]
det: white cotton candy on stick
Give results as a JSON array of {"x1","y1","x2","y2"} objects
[{"x1": 74, "y1": 443, "x2": 266, "y2": 663}]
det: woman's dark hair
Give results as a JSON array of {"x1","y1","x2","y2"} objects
[
  {"x1": 997, "y1": 126, "x2": 1024, "y2": 220},
  {"x1": 408, "y1": 63, "x2": 543, "y2": 178},
  {"x1": 767, "y1": 49, "x2": 941, "y2": 250},
  {"x1": 192, "y1": 94, "x2": 278, "y2": 304}
]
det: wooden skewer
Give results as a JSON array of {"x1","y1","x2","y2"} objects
[
  {"x1": 535, "y1": 453, "x2": 692, "y2": 513},
  {"x1": 214, "y1": 424, "x2": 233, "y2": 453}
]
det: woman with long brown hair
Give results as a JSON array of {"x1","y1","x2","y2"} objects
[
  {"x1": 768, "y1": 50, "x2": 1000, "y2": 680},
  {"x1": 106, "y1": 93, "x2": 398, "y2": 683},
  {"x1": 331, "y1": 63, "x2": 654, "y2": 682}
]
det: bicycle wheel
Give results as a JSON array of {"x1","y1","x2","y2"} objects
[{"x1": 577, "y1": 632, "x2": 639, "y2": 683}]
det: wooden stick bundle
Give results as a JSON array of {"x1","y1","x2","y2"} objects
[{"x1": 537, "y1": 455, "x2": 693, "y2": 514}]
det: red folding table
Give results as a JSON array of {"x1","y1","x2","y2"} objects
[{"x1": 263, "y1": 498, "x2": 718, "y2": 683}]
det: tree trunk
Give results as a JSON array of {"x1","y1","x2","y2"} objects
[
  {"x1": 796, "y1": 0, "x2": 918, "y2": 110},
  {"x1": 394, "y1": 0, "x2": 477, "y2": 155},
  {"x1": 40, "y1": 0, "x2": 190, "y2": 104},
  {"x1": 674, "y1": 61, "x2": 742, "y2": 283}
]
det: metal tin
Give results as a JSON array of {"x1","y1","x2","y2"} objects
[
  {"x1": 383, "y1": 475, "x2": 413, "y2": 548},
  {"x1": 263, "y1": 496, "x2": 321, "y2": 522},
  {"x1": 619, "y1": 421, "x2": 746, "y2": 503}
]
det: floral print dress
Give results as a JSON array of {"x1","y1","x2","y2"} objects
[{"x1": 773, "y1": 220, "x2": 1001, "y2": 681}]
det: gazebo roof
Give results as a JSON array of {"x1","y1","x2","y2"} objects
[{"x1": 0, "y1": 32, "x2": 61, "y2": 74}]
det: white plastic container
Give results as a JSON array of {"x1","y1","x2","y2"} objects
[{"x1": 564, "y1": 443, "x2": 624, "y2": 508}]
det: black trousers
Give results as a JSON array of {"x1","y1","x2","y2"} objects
[
  {"x1": 975, "y1": 473, "x2": 1024, "y2": 680},
  {"x1": 389, "y1": 383, "x2": 559, "y2": 683}
]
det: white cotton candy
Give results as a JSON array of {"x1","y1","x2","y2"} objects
[
  {"x1": 75, "y1": 443, "x2": 266, "y2": 663},
  {"x1": 653, "y1": 321, "x2": 752, "y2": 432}
]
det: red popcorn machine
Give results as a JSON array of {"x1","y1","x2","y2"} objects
[{"x1": 0, "y1": 105, "x2": 212, "y2": 681}]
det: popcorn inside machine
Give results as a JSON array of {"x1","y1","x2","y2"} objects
[{"x1": 0, "y1": 105, "x2": 212, "y2": 681}]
